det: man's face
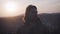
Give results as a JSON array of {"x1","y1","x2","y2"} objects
[{"x1": 29, "y1": 8, "x2": 37, "y2": 18}]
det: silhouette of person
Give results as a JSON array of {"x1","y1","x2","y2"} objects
[{"x1": 16, "y1": 5, "x2": 49, "y2": 34}]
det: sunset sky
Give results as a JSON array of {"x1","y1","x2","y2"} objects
[{"x1": 0, "y1": 0, "x2": 60, "y2": 17}]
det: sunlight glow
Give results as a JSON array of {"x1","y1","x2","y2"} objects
[
  {"x1": 3, "y1": 1, "x2": 18, "y2": 17},
  {"x1": 5, "y1": 2, "x2": 16, "y2": 11},
  {"x1": 5, "y1": 2, "x2": 17, "y2": 12}
]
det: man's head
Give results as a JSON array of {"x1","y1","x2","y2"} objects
[
  {"x1": 25, "y1": 5, "x2": 38, "y2": 22},
  {"x1": 25, "y1": 5, "x2": 37, "y2": 16},
  {"x1": 26, "y1": 5, "x2": 37, "y2": 14}
]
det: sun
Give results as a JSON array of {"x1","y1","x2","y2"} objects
[
  {"x1": 5, "y1": 2, "x2": 16, "y2": 11},
  {"x1": 3, "y1": 1, "x2": 18, "y2": 17},
  {"x1": 2, "y1": 1, "x2": 24, "y2": 17},
  {"x1": 4, "y1": 2, "x2": 17, "y2": 13}
]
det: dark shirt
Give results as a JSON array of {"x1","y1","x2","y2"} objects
[{"x1": 16, "y1": 17, "x2": 49, "y2": 34}]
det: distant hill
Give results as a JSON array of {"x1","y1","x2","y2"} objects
[
  {"x1": 0, "y1": 14, "x2": 25, "y2": 33},
  {"x1": 0, "y1": 13, "x2": 60, "y2": 33},
  {"x1": 38, "y1": 13, "x2": 60, "y2": 32}
]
